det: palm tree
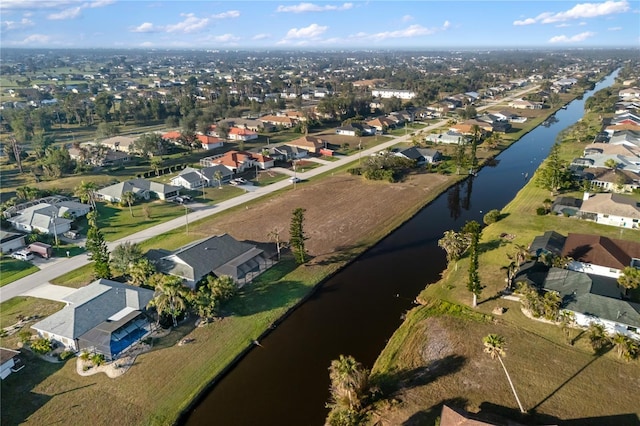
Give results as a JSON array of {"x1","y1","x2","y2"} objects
[
  {"x1": 588, "y1": 323, "x2": 609, "y2": 353},
  {"x1": 483, "y1": 334, "x2": 525, "y2": 413},
  {"x1": 268, "y1": 227, "x2": 283, "y2": 261},
  {"x1": 74, "y1": 180, "x2": 98, "y2": 210},
  {"x1": 121, "y1": 191, "x2": 135, "y2": 217},
  {"x1": 148, "y1": 274, "x2": 189, "y2": 327},
  {"x1": 501, "y1": 261, "x2": 519, "y2": 290},
  {"x1": 128, "y1": 258, "x2": 155, "y2": 286},
  {"x1": 214, "y1": 170, "x2": 223, "y2": 189},
  {"x1": 438, "y1": 230, "x2": 471, "y2": 271},
  {"x1": 559, "y1": 311, "x2": 575, "y2": 345},
  {"x1": 328, "y1": 355, "x2": 369, "y2": 411},
  {"x1": 617, "y1": 266, "x2": 640, "y2": 296}
]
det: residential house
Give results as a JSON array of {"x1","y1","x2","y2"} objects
[
  {"x1": 450, "y1": 120, "x2": 491, "y2": 136},
  {"x1": 335, "y1": 123, "x2": 374, "y2": 136},
  {"x1": 161, "y1": 131, "x2": 182, "y2": 142},
  {"x1": 228, "y1": 127, "x2": 258, "y2": 141},
  {"x1": 0, "y1": 348, "x2": 24, "y2": 380},
  {"x1": 551, "y1": 197, "x2": 583, "y2": 216},
  {"x1": 528, "y1": 230, "x2": 567, "y2": 257},
  {"x1": 170, "y1": 165, "x2": 233, "y2": 189},
  {"x1": 196, "y1": 134, "x2": 224, "y2": 150},
  {"x1": 96, "y1": 178, "x2": 180, "y2": 202},
  {"x1": 541, "y1": 267, "x2": 640, "y2": 339},
  {"x1": 286, "y1": 135, "x2": 327, "y2": 153},
  {"x1": 425, "y1": 131, "x2": 469, "y2": 145},
  {"x1": 0, "y1": 230, "x2": 26, "y2": 253},
  {"x1": 395, "y1": 147, "x2": 442, "y2": 165},
  {"x1": 95, "y1": 136, "x2": 137, "y2": 153},
  {"x1": 6, "y1": 203, "x2": 79, "y2": 235},
  {"x1": 582, "y1": 168, "x2": 640, "y2": 192},
  {"x1": 259, "y1": 115, "x2": 296, "y2": 128},
  {"x1": 268, "y1": 145, "x2": 308, "y2": 161},
  {"x1": 149, "y1": 234, "x2": 276, "y2": 289},
  {"x1": 366, "y1": 116, "x2": 396, "y2": 133},
  {"x1": 31, "y1": 279, "x2": 155, "y2": 359},
  {"x1": 561, "y1": 233, "x2": 640, "y2": 278},
  {"x1": 199, "y1": 150, "x2": 272, "y2": 173},
  {"x1": 371, "y1": 89, "x2": 416, "y2": 100},
  {"x1": 604, "y1": 123, "x2": 640, "y2": 136},
  {"x1": 579, "y1": 192, "x2": 640, "y2": 229},
  {"x1": 609, "y1": 130, "x2": 640, "y2": 148},
  {"x1": 508, "y1": 99, "x2": 543, "y2": 110},
  {"x1": 619, "y1": 87, "x2": 640, "y2": 100}
]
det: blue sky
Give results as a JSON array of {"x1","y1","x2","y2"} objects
[{"x1": 1, "y1": 1, "x2": 638, "y2": 49}]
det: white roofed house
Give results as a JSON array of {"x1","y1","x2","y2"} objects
[
  {"x1": 96, "y1": 178, "x2": 180, "y2": 202},
  {"x1": 578, "y1": 192, "x2": 640, "y2": 229},
  {"x1": 31, "y1": 279, "x2": 155, "y2": 360},
  {"x1": 170, "y1": 165, "x2": 233, "y2": 190},
  {"x1": 6, "y1": 204, "x2": 73, "y2": 235}
]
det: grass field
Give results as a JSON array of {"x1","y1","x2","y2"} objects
[
  {"x1": 0, "y1": 297, "x2": 65, "y2": 349},
  {"x1": 0, "y1": 258, "x2": 39, "y2": 287}
]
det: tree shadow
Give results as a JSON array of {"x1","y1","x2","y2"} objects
[
  {"x1": 0, "y1": 349, "x2": 70, "y2": 426},
  {"x1": 228, "y1": 279, "x2": 308, "y2": 317},
  {"x1": 477, "y1": 401, "x2": 561, "y2": 425},
  {"x1": 312, "y1": 243, "x2": 367, "y2": 266},
  {"x1": 371, "y1": 355, "x2": 467, "y2": 397},
  {"x1": 149, "y1": 317, "x2": 197, "y2": 351},
  {"x1": 530, "y1": 348, "x2": 610, "y2": 412},
  {"x1": 477, "y1": 238, "x2": 508, "y2": 255}
]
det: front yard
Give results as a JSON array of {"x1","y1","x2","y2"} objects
[{"x1": 0, "y1": 258, "x2": 39, "y2": 287}]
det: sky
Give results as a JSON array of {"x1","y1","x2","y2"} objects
[{"x1": 0, "y1": 0, "x2": 638, "y2": 49}]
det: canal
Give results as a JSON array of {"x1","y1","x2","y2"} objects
[{"x1": 183, "y1": 70, "x2": 618, "y2": 426}]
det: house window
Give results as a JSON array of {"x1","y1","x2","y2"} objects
[
  {"x1": 602, "y1": 214, "x2": 609, "y2": 218},
  {"x1": 609, "y1": 268, "x2": 618, "y2": 274},
  {"x1": 628, "y1": 326, "x2": 638, "y2": 333}
]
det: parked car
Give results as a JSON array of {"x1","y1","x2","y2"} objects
[
  {"x1": 289, "y1": 177, "x2": 302, "y2": 183},
  {"x1": 64, "y1": 230, "x2": 80, "y2": 239},
  {"x1": 11, "y1": 250, "x2": 34, "y2": 261}
]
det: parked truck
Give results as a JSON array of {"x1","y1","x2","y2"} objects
[{"x1": 27, "y1": 242, "x2": 53, "y2": 259}]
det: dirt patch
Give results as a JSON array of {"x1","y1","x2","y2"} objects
[{"x1": 192, "y1": 171, "x2": 453, "y2": 264}]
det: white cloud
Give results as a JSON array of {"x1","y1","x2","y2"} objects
[
  {"x1": 514, "y1": 0, "x2": 629, "y2": 25},
  {"x1": 555, "y1": 23, "x2": 572, "y2": 28},
  {"x1": 608, "y1": 26, "x2": 622, "y2": 30},
  {"x1": 131, "y1": 22, "x2": 157, "y2": 33},
  {"x1": 401, "y1": 15, "x2": 414, "y2": 23},
  {"x1": 48, "y1": 6, "x2": 82, "y2": 20},
  {"x1": 283, "y1": 23, "x2": 328, "y2": 40},
  {"x1": 18, "y1": 33, "x2": 52, "y2": 44},
  {"x1": 0, "y1": 17, "x2": 34, "y2": 32},
  {"x1": 276, "y1": 2, "x2": 353, "y2": 13},
  {"x1": 212, "y1": 10, "x2": 240, "y2": 19},
  {"x1": 88, "y1": 0, "x2": 115, "y2": 8},
  {"x1": 211, "y1": 33, "x2": 239, "y2": 43},
  {"x1": 350, "y1": 21, "x2": 450, "y2": 42},
  {"x1": 252, "y1": 33, "x2": 271, "y2": 40},
  {"x1": 140, "y1": 41, "x2": 154, "y2": 47},
  {"x1": 549, "y1": 31, "x2": 596, "y2": 43},
  {"x1": 165, "y1": 13, "x2": 209, "y2": 33}
]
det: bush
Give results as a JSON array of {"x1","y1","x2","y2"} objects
[
  {"x1": 59, "y1": 350, "x2": 75, "y2": 361},
  {"x1": 536, "y1": 207, "x2": 547, "y2": 216},
  {"x1": 91, "y1": 353, "x2": 105, "y2": 366},
  {"x1": 18, "y1": 330, "x2": 32, "y2": 343},
  {"x1": 483, "y1": 209, "x2": 501, "y2": 225},
  {"x1": 31, "y1": 338, "x2": 52, "y2": 354},
  {"x1": 347, "y1": 167, "x2": 362, "y2": 176},
  {"x1": 80, "y1": 351, "x2": 91, "y2": 361}
]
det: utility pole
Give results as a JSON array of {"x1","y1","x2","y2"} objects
[
  {"x1": 184, "y1": 205, "x2": 189, "y2": 235},
  {"x1": 50, "y1": 212, "x2": 59, "y2": 247},
  {"x1": 358, "y1": 139, "x2": 362, "y2": 164},
  {"x1": 10, "y1": 137, "x2": 24, "y2": 173}
]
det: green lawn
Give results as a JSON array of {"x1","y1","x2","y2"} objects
[
  {"x1": 0, "y1": 257, "x2": 39, "y2": 287},
  {"x1": 0, "y1": 297, "x2": 65, "y2": 349}
]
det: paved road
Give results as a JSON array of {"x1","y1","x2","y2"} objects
[{"x1": 0, "y1": 86, "x2": 537, "y2": 303}]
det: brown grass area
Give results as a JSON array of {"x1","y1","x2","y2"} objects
[
  {"x1": 371, "y1": 305, "x2": 640, "y2": 426},
  {"x1": 191, "y1": 170, "x2": 453, "y2": 263}
]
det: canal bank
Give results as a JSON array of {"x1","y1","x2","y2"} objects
[{"x1": 182, "y1": 70, "x2": 620, "y2": 426}]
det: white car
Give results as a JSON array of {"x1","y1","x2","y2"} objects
[
  {"x1": 289, "y1": 177, "x2": 302, "y2": 183},
  {"x1": 11, "y1": 250, "x2": 34, "y2": 261}
]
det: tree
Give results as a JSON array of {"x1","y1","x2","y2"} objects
[
  {"x1": 128, "y1": 258, "x2": 155, "y2": 286},
  {"x1": 464, "y1": 220, "x2": 482, "y2": 307},
  {"x1": 31, "y1": 132, "x2": 55, "y2": 159},
  {"x1": 290, "y1": 207, "x2": 308, "y2": 264},
  {"x1": 110, "y1": 241, "x2": 143, "y2": 276},
  {"x1": 559, "y1": 311, "x2": 575, "y2": 345},
  {"x1": 588, "y1": 323, "x2": 610, "y2": 354},
  {"x1": 96, "y1": 121, "x2": 120, "y2": 138},
  {"x1": 191, "y1": 275, "x2": 237, "y2": 321},
  {"x1": 268, "y1": 227, "x2": 284, "y2": 261},
  {"x1": 438, "y1": 230, "x2": 471, "y2": 271},
  {"x1": 38, "y1": 146, "x2": 74, "y2": 178},
  {"x1": 612, "y1": 333, "x2": 639, "y2": 362},
  {"x1": 534, "y1": 143, "x2": 573, "y2": 196},
  {"x1": 150, "y1": 157, "x2": 162, "y2": 176},
  {"x1": 86, "y1": 224, "x2": 111, "y2": 279},
  {"x1": 148, "y1": 274, "x2": 189, "y2": 327},
  {"x1": 214, "y1": 170, "x2": 223, "y2": 189},
  {"x1": 74, "y1": 181, "x2": 98, "y2": 210},
  {"x1": 94, "y1": 92, "x2": 115, "y2": 122},
  {"x1": 483, "y1": 209, "x2": 501, "y2": 225},
  {"x1": 134, "y1": 133, "x2": 168, "y2": 157},
  {"x1": 327, "y1": 355, "x2": 369, "y2": 413},
  {"x1": 455, "y1": 139, "x2": 467, "y2": 175},
  {"x1": 482, "y1": 334, "x2": 525, "y2": 413},
  {"x1": 121, "y1": 191, "x2": 135, "y2": 217},
  {"x1": 604, "y1": 158, "x2": 619, "y2": 169},
  {"x1": 617, "y1": 266, "x2": 640, "y2": 293}
]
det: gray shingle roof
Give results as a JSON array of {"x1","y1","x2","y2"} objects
[
  {"x1": 31, "y1": 279, "x2": 154, "y2": 341},
  {"x1": 156, "y1": 234, "x2": 266, "y2": 286}
]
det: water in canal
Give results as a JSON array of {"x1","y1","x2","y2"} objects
[{"x1": 183, "y1": 71, "x2": 618, "y2": 426}]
